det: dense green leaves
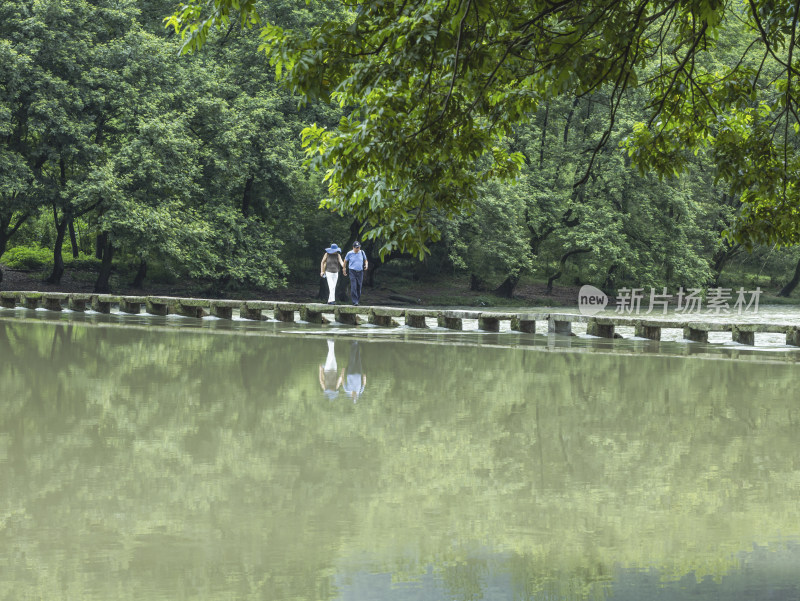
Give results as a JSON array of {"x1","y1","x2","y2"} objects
[
  {"x1": 5, "y1": 0, "x2": 800, "y2": 294},
  {"x1": 0, "y1": 0, "x2": 336, "y2": 290},
  {"x1": 169, "y1": 0, "x2": 800, "y2": 256}
]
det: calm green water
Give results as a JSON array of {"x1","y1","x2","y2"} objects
[{"x1": 1, "y1": 311, "x2": 799, "y2": 600}]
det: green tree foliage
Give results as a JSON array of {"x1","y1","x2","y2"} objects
[
  {"x1": 170, "y1": 0, "x2": 800, "y2": 256},
  {"x1": 5, "y1": 0, "x2": 800, "y2": 295},
  {"x1": 436, "y1": 90, "x2": 725, "y2": 295},
  {"x1": 0, "y1": 0, "x2": 337, "y2": 291}
]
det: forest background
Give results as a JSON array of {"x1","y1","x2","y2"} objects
[{"x1": 3, "y1": 0, "x2": 800, "y2": 306}]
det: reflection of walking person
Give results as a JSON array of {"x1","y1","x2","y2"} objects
[
  {"x1": 343, "y1": 341, "x2": 366, "y2": 402},
  {"x1": 319, "y1": 339, "x2": 342, "y2": 400},
  {"x1": 320, "y1": 244, "x2": 345, "y2": 305},
  {"x1": 344, "y1": 241, "x2": 368, "y2": 306}
]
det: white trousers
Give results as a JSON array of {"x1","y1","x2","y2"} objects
[
  {"x1": 324, "y1": 339, "x2": 337, "y2": 371},
  {"x1": 325, "y1": 272, "x2": 338, "y2": 303}
]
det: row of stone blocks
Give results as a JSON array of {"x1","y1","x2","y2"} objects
[
  {"x1": 2, "y1": 292, "x2": 798, "y2": 345},
  {"x1": 583, "y1": 316, "x2": 800, "y2": 347},
  {"x1": 0, "y1": 292, "x2": 545, "y2": 331}
]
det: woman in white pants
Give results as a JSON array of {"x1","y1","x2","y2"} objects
[
  {"x1": 319, "y1": 339, "x2": 343, "y2": 399},
  {"x1": 320, "y1": 243, "x2": 346, "y2": 304}
]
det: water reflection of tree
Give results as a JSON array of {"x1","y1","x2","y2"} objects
[{"x1": 0, "y1": 319, "x2": 799, "y2": 600}]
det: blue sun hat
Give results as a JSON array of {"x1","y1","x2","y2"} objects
[{"x1": 325, "y1": 243, "x2": 341, "y2": 254}]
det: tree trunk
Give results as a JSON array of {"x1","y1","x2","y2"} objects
[
  {"x1": 47, "y1": 157, "x2": 70, "y2": 284},
  {"x1": 362, "y1": 242, "x2": 404, "y2": 288},
  {"x1": 711, "y1": 241, "x2": 741, "y2": 286},
  {"x1": 362, "y1": 240, "x2": 375, "y2": 287},
  {"x1": 0, "y1": 211, "x2": 31, "y2": 287},
  {"x1": 345, "y1": 219, "x2": 362, "y2": 254},
  {"x1": 337, "y1": 270, "x2": 349, "y2": 302},
  {"x1": 94, "y1": 236, "x2": 113, "y2": 293},
  {"x1": 563, "y1": 97, "x2": 579, "y2": 144},
  {"x1": 0, "y1": 230, "x2": 8, "y2": 264},
  {"x1": 68, "y1": 219, "x2": 79, "y2": 258},
  {"x1": 365, "y1": 261, "x2": 377, "y2": 287},
  {"x1": 241, "y1": 174, "x2": 254, "y2": 216},
  {"x1": 131, "y1": 259, "x2": 147, "y2": 288},
  {"x1": 539, "y1": 104, "x2": 549, "y2": 169},
  {"x1": 602, "y1": 264, "x2": 618, "y2": 292},
  {"x1": 46, "y1": 208, "x2": 70, "y2": 284},
  {"x1": 494, "y1": 274, "x2": 520, "y2": 298},
  {"x1": 546, "y1": 248, "x2": 591, "y2": 294},
  {"x1": 779, "y1": 256, "x2": 800, "y2": 297},
  {"x1": 95, "y1": 233, "x2": 106, "y2": 260},
  {"x1": 0, "y1": 233, "x2": 6, "y2": 285},
  {"x1": 470, "y1": 273, "x2": 487, "y2": 291}
]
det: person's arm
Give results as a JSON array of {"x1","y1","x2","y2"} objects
[
  {"x1": 342, "y1": 253, "x2": 348, "y2": 275},
  {"x1": 320, "y1": 254, "x2": 327, "y2": 277},
  {"x1": 362, "y1": 251, "x2": 368, "y2": 271}
]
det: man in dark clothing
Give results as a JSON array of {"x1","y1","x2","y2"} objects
[
  {"x1": 343, "y1": 241, "x2": 368, "y2": 305},
  {"x1": 342, "y1": 342, "x2": 366, "y2": 402}
]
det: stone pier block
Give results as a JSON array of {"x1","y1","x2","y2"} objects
[
  {"x1": 457, "y1": 310, "x2": 481, "y2": 320},
  {"x1": 334, "y1": 306, "x2": 360, "y2": 325},
  {"x1": 239, "y1": 305, "x2": 261, "y2": 320},
  {"x1": 437, "y1": 311, "x2": 463, "y2": 330},
  {"x1": 438, "y1": 310, "x2": 479, "y2": 330},
  {"x1": 274, "y1": 302, "x2": 299, "y2": 322},
  {"x1": 175, "y1": 298, "x2": 209, "y2": 318},
  {"x1": 549, "y1": 318, "x2": 572, "y2": 335},
  {"x1": 239, "y1": 301, "x2": 272, "y2": 320},
  {"x1": 0, "y1": 292, "x2": 18, "y2": 308},
  {"x1": 731, "y1": 325, "x2": 755, "y2": 346},
  {"x1": 634, "y1": 323, "x2": 661, "y2": 341},
  {"x1": 477, "y1": 317, "x2": 499, "y2": 332},
  {"x1": 119, "y1": 297, "x2": 143, "y2": 314},
  {"x1": 405, "y1": 309, "x2": 431, "y2": 328},
  {"x1": 368, "y1": 314, "x2": 392, "y2": 326},
  {"x1": 43, "y1": 293, "x2": 67, "y2": 311},
  {"x1": 587, "y1": 319, "x2": 615, "y2": 338},
  {"x1": 478, "y1": 312, "x2": 507, "y2": 332},
  {"x1": 91, "y1": 295, "x2": 117, "y2": 313},
  {"x1": 369, "y1": 307, "x2": 404, "y2": 327},
  {"x1": 145, "y1": 297, "x2": 172, "y2": 316},
  {"x1": 683, "y1": 324, "x2": 709, "y2": 343},
  {"x1": 23, "y1": 293, "x2": 42, "y2": 310},
  {"x1": 786, "y1": 328, "x2": 800, "y2": 346},
  {"x1": 211, "y1": 305, "x2": 232, "y2": 319},
  {"x1": 209, "y1": 300, "x2": 239, "y2": 320},
  {"x1": 43, "y1": 298, "x2": 61, "y2": 311},
  {"x1": 299, "y1": 303, "x2": 329, "y2": 324},
  {"x1": 437, "y1": 314, "x2": 461, "y2": 329},
  {"x1": 510, "y1": 314, "x2": 539, "y2": 334},
  {"x1": 68, "y1": 294, "x2": 91, "y2": 312}
]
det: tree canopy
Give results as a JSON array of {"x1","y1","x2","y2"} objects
[
  {"x1": 1, "y1": 0, "x2": 342, "y2": 291},
  {"x1": 169, "y1": 0, "x2": 800, "y2": 257},
  {"x1": 4, "y1": 0, "x2": 800, "y2": 297}
]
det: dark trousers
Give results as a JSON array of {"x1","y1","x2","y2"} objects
[{"x1": 349, "y1": 269, "x2": 364, "y2": 304}]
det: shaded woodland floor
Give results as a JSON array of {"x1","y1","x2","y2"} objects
[{"x1": 0, "y1": 266, "x2": 582, "y2": 308}]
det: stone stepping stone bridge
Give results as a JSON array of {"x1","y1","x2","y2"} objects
[{"x1": 1, "y1": 291, "x2": 799, "y2": 348}]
